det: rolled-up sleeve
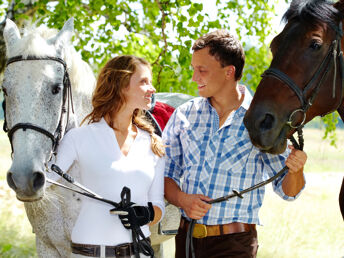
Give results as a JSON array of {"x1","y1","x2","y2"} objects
[
  {"x1": 261, "y1": 146, "x2": 305, "y2": 201},
  {"x1": 162, "y1": 109, "x2": 185, "y2": 186}
]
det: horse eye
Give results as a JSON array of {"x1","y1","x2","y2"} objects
[
  {"x1": 52, "y1": 84, "x2": 62, "y2": 95},
  {"x1": 309, "y1": 41, "x2": 322, "y2": 50}
]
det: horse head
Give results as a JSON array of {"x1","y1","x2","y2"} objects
[
  {"x1": 2, "y1": 18, "x2": 93, "y2": 201},
  {"x1": 244, "y1": 0, "x2": 344, "y2": 154}
]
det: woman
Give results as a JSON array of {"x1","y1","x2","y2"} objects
[{"x1": 55, "y1": 55, "x2": 165, "y2": 258}]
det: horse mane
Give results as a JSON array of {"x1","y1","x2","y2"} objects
[
  {"x1": 282, "y1": 0, "x2": 343, "y2": 27},
  {"x1": 6, "y1": 23, "x2": 95, "y2": 95}
]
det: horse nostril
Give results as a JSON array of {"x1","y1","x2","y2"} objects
[
  {"x1": 32, "y1": 171, "x2": 45, "y2": 192},
  {"x1": 259, "y1": 113, "x2": 275, "y2": 131},
  {"x1": 7, "y1": 172, "x2": 18, "y2": 191}
]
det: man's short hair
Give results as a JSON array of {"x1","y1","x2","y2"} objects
[{"x1": 192, "y1": 30, "x2": 245, "y2": 81}]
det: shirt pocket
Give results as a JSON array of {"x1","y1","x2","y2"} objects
[
  {"x1": 219, "y1": 134, "x2": 252, "y2": 176},
  {"x1": 180, "y1": 128, "x2": 208, "y2": 167}
]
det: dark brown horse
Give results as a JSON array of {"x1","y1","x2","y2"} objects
[{"x1": 243, "y1": 0, "x2": 344, "y2": 219}]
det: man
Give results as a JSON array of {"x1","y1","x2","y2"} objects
[{"x1": 163, "y1": 30, "x2": 307, "y2": 258}]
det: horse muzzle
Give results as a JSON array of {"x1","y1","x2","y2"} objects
[
  {"x1": 7, "y1": 165, "x2": 46, "y2": 202},
  {"x1": 244, "y1": 110, "x2": 289, "y2": 154}
]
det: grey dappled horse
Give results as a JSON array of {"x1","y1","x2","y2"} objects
[{"x1": 2, "y1": 18, "x2": 183, "y2": 257}]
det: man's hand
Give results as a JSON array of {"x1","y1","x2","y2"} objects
[
  {"x1": 282, "y1": 145, "x2": 307, "y2": 197},
  {"x1": 285, "y1": 145, "x2": 307, "y2": 174},
  {"x1": 178, "y1": 192, "x2": 212, "y2": 220}
]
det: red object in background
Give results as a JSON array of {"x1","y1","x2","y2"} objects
[{"x1": 151, "y1": 101, "x2": 175, "y2": 131}]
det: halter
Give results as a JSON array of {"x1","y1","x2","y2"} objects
[
  {"x1": 2, "y1": 55, "x2": 74, "y2": 159},
  {"x1": 262, "y1": 22, "x2": 344, "y2": 129}
]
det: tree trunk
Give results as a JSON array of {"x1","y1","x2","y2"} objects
[{"x1": 0, "y1": 20, "x2": 7, "y2": 76}]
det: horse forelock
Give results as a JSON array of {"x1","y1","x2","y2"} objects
[
  {"x1": 282, "y1": 0, "x2": 343, "y2": 29},
  {"x1": 6, "y1": 23, "x2": 95, "y2": 95},
  {"x1": 7, "y1": 27, "x2": 58, "y2": 58}
]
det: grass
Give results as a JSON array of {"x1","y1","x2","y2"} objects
[
  {"x1": 302, "y1": 128, "x2": 344, "y2": 173},
  {"x1": 257, "y1": 172, "x2": 344, "y2": 258},
  {"x1": 0, "y1": 121, "x2": 343, "y2": 257},
  {"x1": 0, "y1": 180, "x2": 37, "y2": 257}
]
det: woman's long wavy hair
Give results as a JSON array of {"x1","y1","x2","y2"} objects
[{"x1": 82, "y1": 55, "x2": 164, "y2": 157}]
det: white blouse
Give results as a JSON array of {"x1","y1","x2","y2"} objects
[{"x1": 55, "y1": 118, "x2": 165, "y2": 245}]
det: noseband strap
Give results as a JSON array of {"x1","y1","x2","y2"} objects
[
  {"x1": 8, "y1": 123, "x2": 55, "y2": 146},
  {"x1": 2, "y1": 55, "x2": 74, "y2": 158}
]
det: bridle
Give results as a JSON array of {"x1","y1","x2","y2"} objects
[
  {"x1": 262, "y1": 21, "x2": 344, "y2": 129},
  {"x1": 2, "y1": 55, "x2": 74, "y2": 160}
]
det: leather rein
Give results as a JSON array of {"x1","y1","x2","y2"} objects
[{"x1": 185, "y1": 22, "x2": 344, "y2": 258}]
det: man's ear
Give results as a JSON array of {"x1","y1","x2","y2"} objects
[{"x1": 225, "y1": 65, "x2": 236, "y2": 79}]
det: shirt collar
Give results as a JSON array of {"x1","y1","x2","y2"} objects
[
  {"x1": 204, "y1": 84, "x2": 252, "y2": 111},
  {"x1": 98, "y1": 117, "x2": 141, "y2": 136}
]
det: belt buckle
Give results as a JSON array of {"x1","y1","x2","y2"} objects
[
  {"x1": 193, "y1": 224, "x2": 207, "y2": 238},
  {"x1": 113, "y1": 244, "x2": 130, "y2": 257}
]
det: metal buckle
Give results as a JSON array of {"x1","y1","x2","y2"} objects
[
  {"x1": 113, "y1": 244, "x2": 131, "y2": 257},
  {"x1": 286, "y1": 108, "x2": 306, "y2": 128},
  {"x1": 193, "y1": 224, "x2": 207, "y2": 238}
]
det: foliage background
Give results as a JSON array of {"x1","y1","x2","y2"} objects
[
  {"x1": 0, "y1": 0, "x2": 341, "y2": 140},
  {"x1": 0, "y1": 0, "x2": 278, "y2": 92}
]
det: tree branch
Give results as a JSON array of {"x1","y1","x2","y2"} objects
[{"x1": 151, "y1": 0, "x2": 169, "y2": 90}]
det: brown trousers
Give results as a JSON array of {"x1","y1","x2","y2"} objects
[{"x1": 175, "y1": 226, "x2": 258, "y2": 258}]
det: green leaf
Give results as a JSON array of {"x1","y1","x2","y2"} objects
[{"x1": 3, "y1": 0, "x2": 338, "y2": 139}]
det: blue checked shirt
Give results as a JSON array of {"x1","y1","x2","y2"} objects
[{"x1": 163, "y1": 86, "x2": 304, "y2": 225}]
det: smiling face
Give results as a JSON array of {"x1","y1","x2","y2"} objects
[
  {"x1": 191, "y1": 47, "x2": 228, "y2": 99},
  {"x1": 124, "y1": 64, "x2": 156, "y2": 111}
]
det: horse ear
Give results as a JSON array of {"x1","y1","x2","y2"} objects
[
  {"x1": 48, "y1": 18, "x2": 74, "y2": 51},
  {"x1": 334, "y1": 0, "x2": 344, "y2": 13},
  {"x1": 3, "y1": 19, "x2": 21, "y2": 48}
]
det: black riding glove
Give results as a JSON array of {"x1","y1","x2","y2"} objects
[{"x1": 110, "y1": 202, "x2": 155, "y2": 229}]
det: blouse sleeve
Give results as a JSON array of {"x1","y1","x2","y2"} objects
[
  {"x1": 54, "y1": 129, "x2": 78, "y2": 173},
  {"x1": 148, "y1": 156, "x2": 166, "y2": 221}
]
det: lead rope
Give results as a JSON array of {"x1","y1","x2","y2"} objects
[{"x1": 185, "y1": 131, "x2": 304, "y2": 258}]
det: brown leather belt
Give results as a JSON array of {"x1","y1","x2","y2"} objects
[
  {"x1": 180, "y1": 217, "x2": 256, "y2": 238},
  {"x1": 71, "y1": 238, "x2": 150, "y2": 257}
]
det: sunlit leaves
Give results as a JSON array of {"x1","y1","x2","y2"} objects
[
  {"x1": 0, "y1": 0, "x2": 340, "y2": 142},
  {"x1": 322, "y1": 112, "x2": 339, "y2": 147}
]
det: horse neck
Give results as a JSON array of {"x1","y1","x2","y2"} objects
[
  {"x1": 67, "y1": 54, "x2": 95, "y2": 128},
  {"x1": 69, "y1": 89, "x2": 92, "y2": 127}
]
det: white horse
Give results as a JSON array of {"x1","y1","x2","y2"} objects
[{"x1": 2, "y1": 18, "x2": 179, "y2": 257}]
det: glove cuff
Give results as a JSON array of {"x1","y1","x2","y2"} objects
[{"x1": 147, "y1": 202, "x2": 155, "y2": 222}]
